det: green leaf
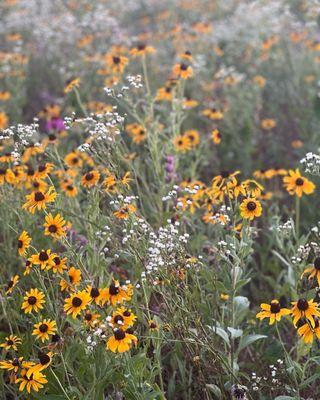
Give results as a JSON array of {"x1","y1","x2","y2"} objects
[
  {"x1": 205, "y1": 383, "x2": 222, "y2": 399},
  {"x1": 208, "y1": 326, "x2": 230, "y2": 346},
  {"x1": 238, "y1": 334, "x2": 267, "y2": 352},
  {"x1": 274, "y1": 396, "x2": 300, "y2": 400},
  {"x1": 227, "y1": 327, "x2": 243, "y2": 339}
]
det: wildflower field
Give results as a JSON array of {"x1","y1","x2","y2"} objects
[{"x1": 2, "y1": 0, "x2": 320, "y2": 399}]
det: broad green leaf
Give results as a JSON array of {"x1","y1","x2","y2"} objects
[{"x1": 238, "y1": 334, "x2": 267, "y2": 352}]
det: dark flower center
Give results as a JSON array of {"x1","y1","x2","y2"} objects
[
  {"x1": 123, "y1": 311, "x2": 131, "y2": 317},
  {"x1": 270, "y1": 301, "x2": 281, "y2": 314},
  {"x1": 53, "y1": 256, "x2": 61, "y2": 265},
  {"x1": 12, "y1": 358, "x2": 20, "y2": 367},
  {"x1": 39, "y1": 324, "x2": 48, "y2": 333},
  {"x1": 246, "y1": 201, "x2": 257, "y2": 211},
  {"x1": 39, "y1": 251, "x2": 49, "y2": 261},
  {"x1": 114, "y1": 315, "x2": 124, "y2": 324},
  {"x1": 51, "y1": 334, "x2": 61, "y2": 343},
  {"x1": 18, "y1": 240, "x2": 23, "y2": 248},
  {"x1": 27, "y1": 168, "x2": 35, "y2": 176},
  {"x1": 149, "y1": 322, "x2": 157, "y2": 329},
  {"x1": 180, "y1": 63, "x2": 188, "y2": 71},
  {"x1": 72, "y1": 297, "x2": 82, "y2": 307},
  {"x1": 48, "y1": 225, "x2": 57, "y2": 233},
  {"x1": 314, "y1": 257, "x2": 320, "y2": 270},
  {"x1": 295, "y1": 178, "x2": 304, "y2": 186},
  {"x1": 85, "y1": 173, "x2": 93, "y2": 181},
  {"x1": 297, "y1": 298, "x2": 309, "y2": 311},
  {"x1": 113, "y1": 56, "x2": 120, "y2": 64},
  {"x1": 114, "y1": 329, "x2": 126, "y2": 340},
  {"x1": 39, "y1": 353, "x2": 50, "y2": 365},
  {"x1": 0, "y1": 169, "x2": 5, "y2": 175},
  {"x1": 28, "y1": 296, "x2": 37, "y2": 305},
  {"x1": 38, "y1": 165, "x2": 46, "y2": 172},
  {"x1": 7, "y1": 339, "x2": 14, "y2": 345},
  {"x1": 85, "y1": 313, "x2": 92, "y2": 321},
  {"x1": 34, "y1": 192, "x2": 45, "y2": 201},
  {"x1": 137, "y1": 43, "x2": 146, "y2": 50},
  {"x1": 109, "y1": 284, "x2": 120, "y2": 296},
  {"x1": 220, "y1": 170, "x2": 229, "y2": 178},
  {"x1": 90, "y1": 288, "x2": 100, "y2": 298}
]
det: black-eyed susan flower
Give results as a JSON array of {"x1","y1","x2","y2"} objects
[
  {"x1": 105, "y1": 53, "x2": 128, "y2": 74},
  {"x1": 0, "y1": 168, "x2": 7, "y2": 185},
  {"x1": 84, "y1": 310, "x2": 100, "y2": 328},
  {"x1": 5, "y1": 275, "x2": 19, "y2": 295},
  {"x1": 109, "y1": 307, "x2": 137, "y2": 329},
  {"x1": 0, "y1": 357, "x2": 24, "y2": 373},
  {"x1": 17, "y1": 231, "x2": 31, "y2": 257},
  {"x1": 64, "y1": 151, "x2": 83, "y2": 168},
  {"x1": 21, "y1": 288, "x2": 45, "y2": 314},
  {"x1": 253, "y1": 75, "x2": 266, "y2": 87},
  {"x1": 172, "y1": 63, "x2": 193, "y2": 79},
  {"x1": 130, "y1": 43, "x2": 155, "y2": 57},
  {"x1": 29, "y1": 249, "x2": 56, "y2": 270},
  {"x1": 81, "y1": 170, "x2": 100, "y2": 188},
  {"x1": 114, "y1": 204, "x2": 137, "y2": 219},
  {"x1": 0, "y1": 112, "x2": 8, "y2": 129},
  {"x1": 301, "y1": 257, "x2": 320, "y2": 287},
  {"x1": 35, "y1": 162, "x2": 54, "y2": 180},
  {"x1": 283, "y1": 169, "x2": 315, "y2": 197},
  {"x1": 61, "y1": 181, "x2": 78, "y2": 197},
  {"x1": 297, "y1": 319, "x2": 320, "y2": 343},
  {"x1": 29, "y1": 179, "x2": 48, "y2": 193},
  {"x1": 64, "y1": 290, "x2": 91, "y2": 318},
  {"x1": 211, "y1": 128, "x2": 221, "y2": 144},
  {"x1": 43, "y1": 213, "x2": 66, "y2": 239},
  {"x1": 0, "y1": 91, "x2": 11, "y2": 101},
  {"x1": 23, "y1": 260, "x2": 33, "y2": 276},
  {"x1": 242, "y1": 179, "x2": 264, "y2": 197},
  {"x1": 103, "y1": 280, "x2": 133, "y2": 306},
  {"x1": 240, "y1": 198, "x2": 262, "y2": 220},
  {"x1": 184, "y1": 130, "x2": 200, "y2": 148},
  {"x1": 173, "y1": 135, "x2": 192, "y2": 153},
  {"x1": 26, "y1": 352, "x2": 53, "y2": 378},
  {"x1": 106, "y1": 329, "x2": 137, "y2": 353},
  {"x1": 256, "y1": 300, "x2": 291, "y2": 325},
  {"x1": 156, "y1": 86, "x2": 173, "y2": 101},
  {"x1": 16, "y1": 368, "x2": 48, "y2": 394},
  {"x1": 64, "y1": 77, "x2": 80, "y2": 93},
  {"x1": 202, "y1": 108, "x2": 224, "y2": 120},
  {"x1": 261, "y1": 118, "x2": 276, "y2": 130},
  {"x1": 60, "y1": 266, "x2": 82, "y2": 291},
  {"x1": 32, "y1": 320, "x2": 57, "y2": 342},
  {"x1": 51, "y1": 255, "x2": 67, "y2": 274},
  {"x1": 148, "y1": 320, "x2": 159, "y2": 331},
  {"x1": 22, "y1": 186, "x2": 57, "y2": 214},
  {"x1": 291, "y1": 298, "x2": 320, "y2": 328},
  {"x1": 0, "y1": 335, "x2": 22, "y2": 351}
]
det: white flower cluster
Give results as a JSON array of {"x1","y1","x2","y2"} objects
[
  {"x1": 144, "y1": 220, "x2": 192, "y2": 278},
  {"x1": 126, "y1": 75, "x2": 143, "y2": 89},
  {"x1": 86, "y1": 326, "x2": 107, "y2": 353},
  {"x1": 270, "y1": 219, "x2": 294, "y2": 235},
  {"x1": 291, "y1": 244, "x2": 311, "y2": 264},
  {"x1": 251, "y1": 359, "x2": 283, "y2": 392},
  {"x1": 122, "y1": 218, "x2": 150, "y2": 245},
  {"x1": 300, "y1": 152, "x2": 320, "y2": 175}
]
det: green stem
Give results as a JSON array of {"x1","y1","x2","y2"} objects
[{"x1": 295, "y1": 196, "x2": 300, "y2": 238}]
